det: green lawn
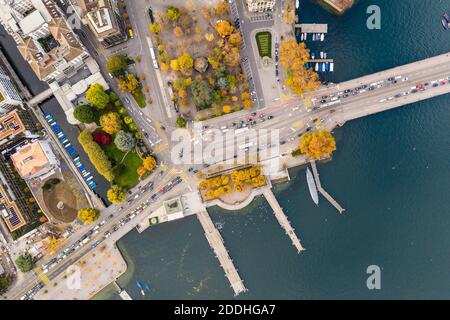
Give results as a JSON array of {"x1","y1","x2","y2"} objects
[
  {"x1": 255, "y1": 32, "x2": 272, "y2": 58},
  {"x1": 103, "y1": 144, "x2": 142, "y2": 188},
  {"x1": 133, "y1": 91, "x2": 147, "y2": 108}
]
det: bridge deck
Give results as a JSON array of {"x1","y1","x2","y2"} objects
[
  {"x1": 197, "y1": 211, "x2": 247, "y2": 296},
  {"x1": 263, "y1": 189, "x2": 304, "y2": 253}
]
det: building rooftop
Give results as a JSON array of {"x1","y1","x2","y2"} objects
[
  {"x1": 0, "y1": 183, "x2": 26, "y2": 232},
  {"x1": 11, "y1": 140, "x2": 57, "y2": 180},
  {"x1": 0, "y1": 110, "x2": 26, "y2": 141}
]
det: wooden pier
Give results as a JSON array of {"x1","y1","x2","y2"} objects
[
  {"x1": 294, "y1": 23, "x2": 328, "y2": 33},
  {"x1": 310, "y1": 161, "x2": 345, "y2": 214},
  {"x1": 197, "y1": 211, "x2": 247, "y2": 296},
  {"x1": 263, "y1": 190, "x2": 305, "y2": 253},
  {"x1": 113, "y1": 281, "x2": 132, "y2": 300},
  {"x1": 308, "y1": 59, "x2": 334, "y2": 63}
]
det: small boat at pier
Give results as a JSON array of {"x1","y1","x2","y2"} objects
[
  {"x1": 320, "y1": 33, "x2": 325, "y2": 41},
  {"x1": 136, "y1": 281, "x2": 145, "y2": 296},
  {"x1": 330, "y1": 62, "x2": 334, "y2": 72},
  {"x1": 306, "y1": 168, "x2": 319, "y2": 205},
  {"x1": 296, "y1": 0, "x2": 300, "y2": 9},
  {"x1": 315, "y1": 63, "x2": 319, "y2": 71},
  {"x1": 442, "y1": 13, "x2": 450, "y2": 30},
  {"x1": 325, "y1": 63, "x2": 330, "y2": 72}
]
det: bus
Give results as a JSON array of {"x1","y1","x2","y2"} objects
[
  {"x1": 149, "y1": 47, "x2": 159, "y2": 69},
  {"x1": 128, "y1": 29, "x2": 134, "y2": 39}
]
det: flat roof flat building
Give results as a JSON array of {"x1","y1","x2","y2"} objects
[{"x1": 246, "y1": 0, "x2": 276, "y2": 13}]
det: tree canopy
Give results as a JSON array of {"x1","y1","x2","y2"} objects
[
  {"x1": 143, "y1": 156, "x2": 157, "y2": 172},
  {"x1": 107, "y1": 54, "x2": 129, "y2": 77},
  {"x1": 107, "y1": 185, "x2": 127, "y2": 204},
  {"x1": 300, "y1": 130, "x2": 336, "y2": 159},
  {"x1": 215, "y1": 20, "x2": 234, "y2": 38},
  {"x1": 15, "y1": 252, "x2": 33, "y2": 273},
  {"x1": 176, "y1": 116, "x2": 187, "y2": 128},
  {"x1": 0, "y1": 274, "x2": 11, "y2": 295},
  {"x1": 167, "y1": 6, "x2": 180, "y2": 21},
  {"x1": 78, "y1": 207, "x2": 100, "y2": 224},
  {"x1": 73, "y1": 104, "x2": 95, "y2": 124},
  {"x1": 86, "y1": 84, "x2": 110, "y2": 109},
  {"x1": 114, "y1": 130, "x2": 136, "y2": 152},
  {"x1": 279, "y1": 39, "x2": 320, "y2": 96},
  {"x1": 190, "y1": 80, "x2": 214, "y2": 110},
  {"x1": 100, "y1": 112, "x2": 123, "y2": 135},
  {"x1": 78, "y1": 131, "x2": 114, "y2": 181}
]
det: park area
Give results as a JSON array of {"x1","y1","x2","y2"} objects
[
  {"x1": 198, "y1": 165, "x2": 266, "y2": 204},
  {"x1": 256, "y1": 31, "x2": 272, "y2": 58},
  {"x1": 73, "y1": 83, "x2": 158, "y2": 203},
  {"x1": 146, "y1": 0, "x2": 254, "y2": 121}
]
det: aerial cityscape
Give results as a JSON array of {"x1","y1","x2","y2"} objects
[{"x1": 0, "y1": 0, "x2": 449, "y2": 305}]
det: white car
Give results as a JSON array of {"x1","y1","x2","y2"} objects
[{"x1": 379, "y1": 98, "x2": 387, "y2": 103}]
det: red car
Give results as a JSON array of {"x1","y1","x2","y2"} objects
[
  {"x1": 440, "y1": 81, "x2": 446, "y2": 85},
  {"x1": 416, "y1": 84, "x2": 424, "y2": 89}
]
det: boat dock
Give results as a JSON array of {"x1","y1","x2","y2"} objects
[
  {"x1": 295, "y1": 23, "x2": 328, "y2": 33},
  {"x1": 308, "y1": 59, "x2": 334, "y2": 63},
  {"x1": 310, "y1": 161, "x2": 345, "y2": 214},
  {"x1": 113, "y1": 281, "x2": 133, "y2": 300},
  {"x1": 263, "y1": 189, "x2": 305, "y2": 253},
  {"x1": 197, "y1": 211, "x2": 247, "y2": 296}
]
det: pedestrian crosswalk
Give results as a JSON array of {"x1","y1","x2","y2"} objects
[{"x1": 34, "y1": 267, "x2": 49, "y2": 285}]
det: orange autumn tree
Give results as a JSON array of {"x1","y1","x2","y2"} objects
[
  {"x1": 279, "y1": 39, "x2": 320, "y2": 95},
  {"x1": 300, "y1": 130, "x2": 336, "y2": 160}
]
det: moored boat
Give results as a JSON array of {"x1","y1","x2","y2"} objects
[
  {"x1": 296, "y1": 0, "x2": 300, "y2": 9},
  {"x1": 306, "y1": 168, "x2": 319, "y2": 205},
  {"x1": 320, "y1": 33, "x2": 325, "y2": 41},
  {"x1": 136, "y1": 281, "x2": 145, "y2": 296},
  {"x1": 330, "y1": 62, "x2": 334, "y2": 72},
  {"x1": 442, "y1": 13, "x2": 450, "y2": 30}
]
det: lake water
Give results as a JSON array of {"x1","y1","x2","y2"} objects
[{"x1": 96, "y1": 0, "x2": 450, "y2": 299}]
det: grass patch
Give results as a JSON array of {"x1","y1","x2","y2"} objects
[
  {"x1": 255, "y1": 31, "x2": 272, "y2": 58},
  {"x1": 102, "y1": 143, "x2": 142, "y2": 188},
  {"x1": 133, "y1": 91, "x2": 147, "y2": 108}
]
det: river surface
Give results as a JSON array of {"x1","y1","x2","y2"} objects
[{"x1": 94, "y1": 0, "x2": 450, "y2": 299}]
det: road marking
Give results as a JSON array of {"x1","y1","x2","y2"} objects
[
  {"x1": 34, "y1": 268, "x2": 49, "y2": 285},
  {"x1": 159, "y1": 164, "x2": 168, "y2": 171}
]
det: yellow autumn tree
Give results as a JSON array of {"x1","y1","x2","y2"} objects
[
  {"x1": 223, "y1": 105, "x2": 232, "y2": 113},
  {"x1": 279, "y1": 39, "x2": 320, "y2": 96},
  {"x1": 215, "y1": 20, "x2": 234, "y2": 37},
  {"x1": 300, "y1": 130, "x2": 337, "y2": 160},
  {"x1": 143, "y1": 156, "x2": 157, "y2": 171},
  {"x1": 78, "y1": 208, "x2": 100, "y2": 224},
  {"x1": 100, "y1": 112, "x2": 122, "y2": 134}
]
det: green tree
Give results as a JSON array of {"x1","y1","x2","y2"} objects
[
  {"x1": 107, "y1": 54, "x2": 129, "y2": 77},
  {"x1": 86, "y1": 84, "x2": 110, "y2": 109},
  {"x1": 78, "y1": 131, "x2": 114, "y2": 181},
  {"x1": 190, "y1": 80, "x2": 215, "y2": 110},
  {"x1": 78, "y1": 207, "x2": 100, "y2": 224},
  {"x1": 0, "y1": 274, "x2": 11, "y2": 295},
  {"x1": 176, "y1": 116, "x2": 187, "y2": 128},
  {"x1": 114, "y1": 130, "x2": 136, "y2": 152},
  {"x1": 15, "y1": 253, "x2": 34, "y2": 273},
  {"x1": 73, "y1": 104, "x2": 95, "y2": 124},
  {"x1": 107, "y1": 185, "x2": 127, "y2": 204},
  {"x1": 167, "y1": 6, "x2": 180, "y2": 22}
]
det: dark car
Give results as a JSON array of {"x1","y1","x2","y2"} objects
[
  {"x1": 388, "y1": 77, "x2": 395, "y2": 81},
  {"x1": 369, "y1": 86, "x2": 375, "y2": 91},
  {"x1": 320, "y1": 100, "x2": 327, "y2": 104},
  {"x1": 267, "y1": 115, "x2": 274, "y2": 120},
  {"x1": 344, "y1": 89, "x2": 352, "y2": 93}
]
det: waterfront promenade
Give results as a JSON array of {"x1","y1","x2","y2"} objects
[{"x1": 197, "y1": 211, "x2": 247, "y2": 296}]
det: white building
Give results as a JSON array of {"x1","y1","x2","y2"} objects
[
  {"x1": 0, "y1": 66, "x2": 22, "y2": 114},
  {"x1": 0, "y1": 0, "x2": 90, "y2": 83},
  {"x1": 246, "y1": 0, "x2": 276, "y2": 13}
]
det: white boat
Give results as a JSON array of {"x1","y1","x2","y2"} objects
[
  {"x1": 306, "y1": 168, "x2": 319, "y2": 205},
  {"x1": 296, "y1": 0, "x2": 300, "y2": 9},
  {"x1": 320, "y1": 51, "x2": 324, "y2": 59},
  {"x1": 300, "y1": 33, "x2": 304, "y2": 41},
  {"x1": 304, "y1": 33, "x2": 307, "y2": 40},
  {"x1": 315, "y1": 63, "x2": 319, "y2": 71},
  {"x1": 324, "y1": 52, "x2": 327, "y2": 59},
  {"x1": 320, "y1": 33, "x2": 325, "y2": 41},
  {"x1": 330, "y1": 62, "x2": 334, "y2": 72}
]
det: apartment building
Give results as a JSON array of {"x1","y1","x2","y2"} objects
[
  {"x1": 246, "y1": 0, "x2": 276, "y2": 12},
  {"x1": 75, "y1": 0, "x2": 127, "y2": 48},
  {"x1": 0, "y1": 66, "x2": 23, "y2": 114},
  {"x1": 0, "y1": 0, "x2": 89, "y2": 83}
]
